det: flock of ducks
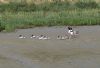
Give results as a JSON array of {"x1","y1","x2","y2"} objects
[
  {"x1": 18, "y1": 26, "x2": 79, "y2": 40},
  {"x1": 18, "y1": 34, "x2": 69, "y2": 40},
  {"x1": 18, "y1": 34, "x2": 50, "y2": 40}
]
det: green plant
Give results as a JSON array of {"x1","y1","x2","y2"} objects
[{"x1": 75, "y1": 1, "x2": 98, "y2": 9}]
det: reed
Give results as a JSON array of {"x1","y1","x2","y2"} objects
[{"x1": 0, "y1": 0, "x2": 99, "y2": 32}]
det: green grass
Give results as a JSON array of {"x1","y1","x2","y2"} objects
[
  {"x1": 0, "y1": 8, "x2": 100, "y2": 32},
  {"x1": 0, "y1": 1, "x2": 99, "y2": 12},
  {"x1": 0, "y1": 1, "x2": 100, "y2": 32}
]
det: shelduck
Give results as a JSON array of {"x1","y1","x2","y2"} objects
[
  {"x1": 30, "y1": 35, "x2": 36, "y2": 38},
  {"x1": 18, "y1": 35, "x2": 26, "y2": 39}
]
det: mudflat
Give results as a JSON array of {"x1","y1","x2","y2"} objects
[{"x1": 0, "y1": 26, "x2": 100, "y2": 68}]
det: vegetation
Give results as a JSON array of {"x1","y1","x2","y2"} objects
[{"x1": 0, "y1": 0, "x2": 100, "y2": 32}]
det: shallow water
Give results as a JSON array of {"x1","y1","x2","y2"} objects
[{"x1": 0, "y1": 26, "x2": 100, "y2": 68}]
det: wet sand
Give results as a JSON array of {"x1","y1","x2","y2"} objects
[{"x1": 0, "y1": 26, "x2": 100, "y2": 68}]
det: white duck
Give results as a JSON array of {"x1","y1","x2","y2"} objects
[
  {"x1": 43, "y1": 36, "x2": 50, "y2": 40},
  {"x1": 18, "y1": 35, "x2": 26, "y2": 39},
  {"x1": 38, "y1": 35, "x2": 44, "y2": 40},
  {"x1": 30, "y1": 35, "x2": 36, "y2": 38},
  {"x1": 68, "y1": 30, "x2": 74, "y2": 35},
  {"x1": 38, "y1": 35, "x2": 50, "y2": 40}
]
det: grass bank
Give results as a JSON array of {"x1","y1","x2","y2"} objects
[
  {"x1": 0, "y1": 1, "x2": 100, "y2": 32},
  {"x1": 0, "y1": 9, "x2": 100, "y2": 32}
]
